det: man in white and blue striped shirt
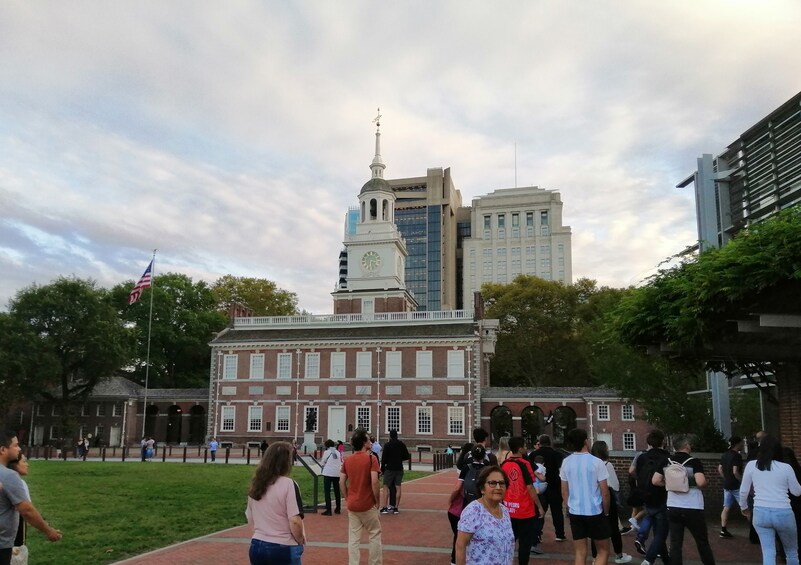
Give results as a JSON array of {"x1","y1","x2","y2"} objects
[{"x1": 560, "y1": 428, "x2": 611, "y2": 565}]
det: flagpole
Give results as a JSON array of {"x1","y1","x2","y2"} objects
[{"x1": 141, "y1": 250, "x2": 157, "y2": 438}]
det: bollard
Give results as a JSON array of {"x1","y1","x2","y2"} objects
[
  {"x1": 225, "y1": 447, "x2": 230, "y2": 464},
  {"x1": 101, "y1": 447, "x2": 106, "y2": 462},
  {"x1": 122, "y1": 446, "x2": 127, "y2": 462},
  {"x1": 162, "y1": 447, "x2": 166, "y2": 462},
  {"x1": 246, "y1": 448, "x2": 251, "y2": 465},
  {"x1": 182, "y1": 446, "x2": 187, "y2": 463},
  {"x1": 203, "y1": 448, "x2": 208, "y2": 463}
]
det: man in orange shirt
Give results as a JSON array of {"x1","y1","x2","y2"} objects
[
  {"x1": 501, "y1": 436, "x2": 543, "y2": 565},
  {"x1": 341, "y1": 429, "x2": 382, "y2": 565}
]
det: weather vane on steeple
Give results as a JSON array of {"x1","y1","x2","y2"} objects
[
  {"x1": 370, "y1": 107, "x2": 385, "y2": 178},
  {"x1": 373, "y1": 107, "x2": 382, "y2": 130}
]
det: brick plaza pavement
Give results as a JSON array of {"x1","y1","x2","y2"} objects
[{"x1": 114, "y1": 470, "x2": 764, "y2": 564}]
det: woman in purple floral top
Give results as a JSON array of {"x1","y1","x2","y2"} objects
[{"x1": 456, "y1": 466, "x2": 515, "y2": 565}]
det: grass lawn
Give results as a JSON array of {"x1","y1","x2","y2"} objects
[{"x1": 21, "y1": 460, "x2": 429, "y2": 564}]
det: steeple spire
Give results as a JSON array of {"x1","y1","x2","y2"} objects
[{"x1": 370, "y1": 107, "x2": 385, "y2": 179}]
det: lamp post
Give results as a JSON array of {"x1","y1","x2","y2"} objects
[
  {"x1": 376, "y1": 347, "x2": 382, "y2": 441},
  {"x1": 294, "y1": 349, "x2": 302, "y2": 446}
]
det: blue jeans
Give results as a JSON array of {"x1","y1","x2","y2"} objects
[
  {"x1": 249, "y1": 539, "x2": 303, "y2": 565},
  {"x1": 644, "y1": 505, "x2": 670, "y2": 564},
  {"x1": 753, "y1": 506, "x2": 799, "y2": 565}
]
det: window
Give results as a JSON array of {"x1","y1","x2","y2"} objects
[
  {"x1": 512, "y1": 213, "x2": 519, "y2": 227},
  {"x1": 497, "y1": 247, "x2": 506, "y2": 256},
  {"x1": 94, "y1": 425, "x2": 104, "y2": 441},
  {"x1": 277, "y1": 353, "x2": 292, "y2": 379},
  {"x1": 385, "y1": 351, "x2": 402, "y2": 379},
  {"x1": 49, "y1": 426, "x2": 60, "y2": 440},
  {"x1": 330, "y1": 352, "x2": 346, "y2": 379},
  {"x1": 304, "y1": 406, "x2": 319, "y2": 432},
  {"x1": 305, "y1": 353, "x2": 320, "y2": 379},
  {"x1": 483, "y1": 215, "x2": 491, "y2": 229},
  {"x1": 416, "y1": 406, "x2": 433, "y2": 435},
  {"x1": 596, "y1": 405, "x2": 610, "y2": 421},
  {"x1": 526, "y1": 212, "x2": 534, "y2": 227},
  {"x1": 223, "y1": 354, "x2": 238, "y2": 380},
  {"x1": 416, "y1": 351, "x2": 432, "y2": 379},
  {"x1": 448, "y1": 407, "x2": 465, "y2": 435},
  {"x1": 447, "y1": 350, "x2": 465, "y2": 378},
  {"x1": 250, "y1": 354, "x2": 265, "y2": 379},
  {"x1": 623, "y1": 432, "x2": 636, "y2": 451},
  {"x1": 36, "y1": 404, "x2": 44, "y2": 417},
  {"x1": 356, "y1": 351, "x2": 372, "y2": 378},
  {"x1": 357, "y1": 406, "x2": 371, "y2": 431},
  {"x1": 112, "y1": 402, "x2": 123, "y2": 417},
  {"x1": 276, "y1": 406, "x2": 290, "y2": 432},
  {"x1": 622, "y1": 405, "x2": 635, "y2": 421},
  {"x1": 221, "y1": 406, "x2": 235, "y2": 432},
  {"x1": 497, "y1": 260, "x2": 506, "y2": 271},
  {"x1": 497, "y1": 214, "x2": 506, "y2": 229},
  {"x1": 96, "y1": 403, "x2": 106, "y2": 417},
  {"x1": 386, "y1": 406, "x2": 401, "y2": 433},
  {"x1": 248, "y1": 406, "x2": 263, "y2": 432},
  {"x1": 51, "y1": 405, "x2": 61, "y2": 417}
]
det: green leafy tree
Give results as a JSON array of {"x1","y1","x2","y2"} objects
[
  {"x1": 112, "y1": 273, "x2": 228, "y2": 388},
  {"x1": 211, "y1": 275, "x2": 298, "y2": 316},
  {"x1": 7, "y1": 277, "x2": 133, "y2": 441}
]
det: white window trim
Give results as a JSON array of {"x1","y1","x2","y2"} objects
[
  {"x1": 356, "y1": 406, "x2": 372, "y2": 431},
  {"x1": 621, "y1": 404, "x2": 635, "y2": 421},
  {"x1": 330, "y1": 352, "x2": 346, "y2": 379},
  {"x1": 304, "y1": 406, "x2": 319, "y2": 433},
  {"x1": 623, "y1": 432, "x2": 636, "y2": 451},
  {"x1": 305, "y1": 353, "x2": 321, "y2": 379},
  {"x1": 385, "y1": 351, "x2": 402, "y2": 379},
  {"x1": 356, "y1": 351, "x2": 372, "y2": 379},
  {"x1": 248, "y1": 406, "x2": 263, "y2": 433},
  {"x1": 277, "y1": 353, "x2": 292, "y2": 379},
  {"x1": 416, "y1": 406, "x2": 433, "y2": 435},
  {"x1": 223, "y1": 354, "x2": 238, "y2": 380},
  {"x1": 416, "y1": 351, "x2": 432, "y2": 379},
  {"x1": 447, "y1": 350, "x2": 465, "y2": 379},
  {"x1": 596, "y1": 405, "x2": 610, "y2": 421},
  {"x1": 276, "y1": 406, "x2": 291, "y2": 432},
  {"x1": 250, "y1": 354, "x2": 265, "y2": 380},
  {"x1": 447, "y1": 406, "x2": 465, "y2": 436},
  {"x1": 221, "y1": 406, "x2": 235, "y2": 432},
  {"x1": 96, "y1": 403, "x2": 106, "y2": 417},
  {"x1": 385, "y1": 405, "x2": 402, "y2": 434}
]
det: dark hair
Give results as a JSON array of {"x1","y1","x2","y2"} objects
[
  {"x1": 566, "y1": 428, "x2": 588, "y2": 452},
  {"x1": 473, "y1": 428, "x2": 489, "y2": 444},
  {"x1": 672, "y1": 434, "x2": 692, "y2": 451},
  {"x1": 471, "y1": 444, "x2": 486, "y2": 462},
  {"x1": 646, "y1": 429, "x2": 665, "y2": 449},
  {"x1": 729, "y1": 435, "x2": 742, "y2": 448},
  {"x1": 591, "y1": 440, "x2": 609, "y2": 461},
  {"x1": 756, "y1": 435, "x2": 783, "y2": 472},
  {"x1": 389, "y1": 429, "x2": 398, "y2": 440},
  {"x1": 249, "y1": 441, "x2": 294, "y2": 500},
  {"x1": 0, "y1": 431, "x2": 17, "y2": 450},
  {"x1": 537, "y1": 434, "x2": 552, "y2": 447},
  {"x1": 324, "y1": 439, "x2": 335, "y2": 449},
  {"x1": 351, "y1": 429, "x2": 369, "y2": 451},
  {"x1": 477, "y1": 465, "x2": 509, "y2": 494},
  {"x1": 508, "y1": 436, "x2": 525, "y2": 454}
]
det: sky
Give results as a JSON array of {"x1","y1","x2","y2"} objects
[{"x1": 1, "y1": 1, "x2": 800, "y2": 314}]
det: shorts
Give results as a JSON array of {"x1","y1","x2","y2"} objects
[
  {"x1": 383, "y1": 469, "x2": 404, "y2": 487},
  {"x1": 568, "y1": 512, "x2": 610, "y2": 541},
  {"x1": 723, "y1": 489, "x2": 741, "y2": 508}
]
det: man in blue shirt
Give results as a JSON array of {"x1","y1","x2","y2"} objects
[{"x1": 560, "y1": 428, "x2": 611, "y2": 565}]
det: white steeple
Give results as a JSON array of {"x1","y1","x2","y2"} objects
[{"x1": 370, "y1": 107, "x2": 385, "y2": 179}]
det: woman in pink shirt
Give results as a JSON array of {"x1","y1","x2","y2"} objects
[{"x1": 246, "y1": 442, "x2": 306, "y2": 564}]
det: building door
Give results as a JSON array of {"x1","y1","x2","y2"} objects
[
  {"x1": 328, "y1": 406, "x2": 346, "y2": 443},
  {"x1": 596, "y1": 432, "x2": 613, "y2": 450},
  {"x1": 33, "y1": 425, "x2": 44, "y2": 446},
  {"x1": 109, "y1": 426, "x2": 122, "y2": 447}
]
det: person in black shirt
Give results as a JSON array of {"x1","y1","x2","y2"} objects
[
  {"x1": 717, "y1": 436, "x2": 743, "y2": 538},
  {"x1": 379, "y1": 429, "x2": 411, "y2": 514},
  {"x1": 527, "y1": 434, "x2": 566, "y2": 542}
]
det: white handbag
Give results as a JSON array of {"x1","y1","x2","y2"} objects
[{"x1": 10, "y1": 544, "x2": 29, "y2": 565}]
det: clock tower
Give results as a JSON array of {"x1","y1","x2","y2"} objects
[{"x1": 333, "y1": 111, "x2": 417, "y2": 314}]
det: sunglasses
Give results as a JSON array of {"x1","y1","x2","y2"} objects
[{"x1": 486, "y1": 480, "x2": 508, "y2": 488}]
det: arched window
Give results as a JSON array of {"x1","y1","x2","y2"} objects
[
  {"x1": 166, "y1": 405, "x2": 183, "y2": 444},
  {"x1": 490, "y1": 405, "x2": 513, "y2": 444},
  {"x1": 552, "y1": 406, "x2": 576, "y2": 447},
  {"x1": 145, "y1": 405, "x2": 159, "y2": 439},
  {"x1": 188, "y1": 405, "x2": 205, "y2": 445},
  {"x1": 521, "y1": 406, "x2": 544, "y2": 448},
  {"x1": 361, "y1": 201, "x2": 366, "y2": 223},
  {"x1": 382, "y1": 199, "x2": 388, "y2": 221},
  {"x1": 370, "y1": 199, "x2": 378, "y2": 220}
]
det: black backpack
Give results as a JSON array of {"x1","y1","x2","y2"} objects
[
  {"x1": 636, "y1": 449, "x2": 665, "y2": 505},
  {"x1": 462, "y1": 461, "x2": 486, "y2": 505}
]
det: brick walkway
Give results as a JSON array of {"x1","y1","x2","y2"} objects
[{"x1": 114, "y1": 470, "x2": 764, "y2": 564}]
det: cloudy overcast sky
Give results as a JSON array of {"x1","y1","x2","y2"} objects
[{"x1": 1, "y1": 1, "x2": 800, "y2": 313}]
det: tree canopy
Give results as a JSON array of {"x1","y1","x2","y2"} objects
[{"x1": 211, "y1": 275, "x2": 298, "y2": 316}]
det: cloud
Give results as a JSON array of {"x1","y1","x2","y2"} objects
[{"x1": 1, "y1": 1, "x2": 800, "y2": 312}]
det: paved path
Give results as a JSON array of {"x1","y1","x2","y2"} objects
[{"x1": 114, "y1": 470, "x2": 763, "y2": 564}]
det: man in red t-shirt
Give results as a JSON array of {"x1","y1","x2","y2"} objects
[
  {"x1": 501, "y1": 436, "x2": 543, "y2": 565},
  {"x1": 341, "y1": 430, "x2": 382, "y2": 564}
]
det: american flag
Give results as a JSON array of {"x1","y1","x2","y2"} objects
[{"x1": 128, "y1": 260, "x2": 153, "y2": 305}]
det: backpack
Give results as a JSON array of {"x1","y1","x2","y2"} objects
[
  {"x1": 636, "y1": 450, "x2": 664, "y2": 505},
  {"x1": 462, "y1": 461, "x2": 486, "y2": 505},
  {"x1": 664, "y1": 458, "x2": 694, "y2": 493},
  {"x1": 456, "y1": 442, "x2": 474, "y2": 471}
]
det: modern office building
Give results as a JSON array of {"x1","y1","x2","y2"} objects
[{"x1": 460, "y1": 186, "x2": 573, "y2": 310}]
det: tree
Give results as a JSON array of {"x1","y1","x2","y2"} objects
[
  {"x1": 112, "y1": 273, "x2": 228, "y2": 388},
  {"x1": 7, "y1": 277, "x2": 133, "y2": 441},
  {"x1": 211, "y1": 275, "x2": 298, "y2": 316}
]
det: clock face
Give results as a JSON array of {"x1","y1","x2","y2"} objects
[{"x1": 361, "y1": 250, "x2": 382, "y2": 271}]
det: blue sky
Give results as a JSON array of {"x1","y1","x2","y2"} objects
[{"x1": 1, "y1": 1, "x2": 800, "y2": 313}]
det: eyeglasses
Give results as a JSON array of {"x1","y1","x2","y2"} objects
[{"x1": 486, "y1": 480, "x2": 508, "y2": 488}]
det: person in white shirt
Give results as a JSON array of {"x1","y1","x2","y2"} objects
[
  {"x1": 740, "y1": 434, "x2": 801, "y2": 565},
  {"x1": 320, "y1": 439, "x2": 342, "y2": 516}
]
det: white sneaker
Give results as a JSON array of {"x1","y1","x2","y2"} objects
[
  {"x1": 629, "y1": 517, "x2": 640, "y2": 531},
  {"x1": 641, "y1": 560, "x2": 651, "y2": 565},
  {"x1": 615, "y1": 554, "x2": 633, "y2": 564}
]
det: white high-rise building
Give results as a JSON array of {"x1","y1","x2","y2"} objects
[{"x1": 461, "y1": 186, "x2": 572, "y2": 310}]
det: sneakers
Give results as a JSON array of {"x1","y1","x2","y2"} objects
[
  {"x1": 629, "y1": 517, "x2": 640, "y2": 531},
  {"x1": 531, "y1": 546, "x2": 544, "y2": 555},
  {"x1": 620, "y1": 526, "x2": 633, "y2": 535},
  {"x1": 720, "y1": 528, "x2": 734, "y2": 538},
  {"x1": 634, "y1": 540, "x2": 646, "y2": 556},
  {"x1": 393, "y1": 507, "x2": 399, "y2": 514},
  {"x1": 380, "y1": 506, "x2": 392, "y2": 514},
  {"x1": 615, "y1": 553, "x2": 633, "y2": 564},
  {"x1": 321, "y1": 510, "x2": 332, "y2": 516},
  {"x1": 641, "y1": 561, "x2": 652, "y2": 565},
  {"x1": 555, "y1": 536, "x2": 567, "y2": 542}
]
